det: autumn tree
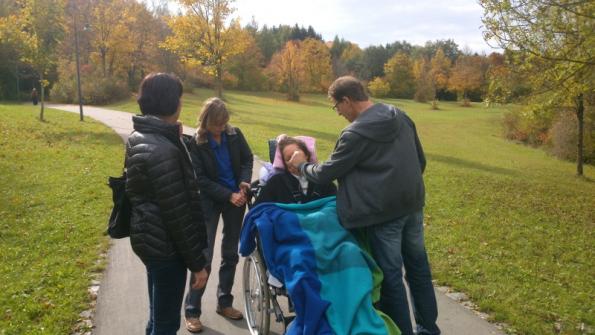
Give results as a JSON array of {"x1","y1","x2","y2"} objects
[
  {"x1": 226, "y1": 33, "x2": 266, "y2": 90},
  {"x1": 301, "y1": 38, "x2": 332, "y2": 93},
  {"x1": 430, "y1": 48, "x2": 452, "y2": 108},
  {"x1": 448, "y1": 55, "x2": 483, "y2": 106},
  {"x1": 481, "y1": 0, "x2": 595, "y2": 175},
  {"x1": 164, "y1": 0, "x2": 247, "y2": 98},
  {"x1": 413, "y1": 57, "x2": 434, "y2": 103},
  {"x1": 384, "y1": 51, "x2": 415, "y2": 98},
  {"x1": 88, "y1": 0, "x2": 132, "y2": 78},
  {"x1": 0, "y1": 0, "x2": 65, "y2": 120},
  {"x1": 267, "y1": 40, "x2": 303, "y2": 101},
  {"x1": 367, "y1": 77, "x2": 390, "y2": 98}
]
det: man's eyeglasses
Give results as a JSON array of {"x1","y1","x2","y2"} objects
[{"x1": 332, "y1": 100, "x2": 342, "y2": 111}]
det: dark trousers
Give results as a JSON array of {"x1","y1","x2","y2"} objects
[
  {"x1": 368, "y1": 210, "x2": 441, "y2": 335},
  {"x1": 184, "y1": 201, "x2": 245, "y2": 317},
  {"x1": 145, "y1": 258, "x2": 187, "y2": 335}
]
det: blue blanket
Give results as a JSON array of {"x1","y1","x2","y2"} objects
[{"x1": 240, "y1": 196, "x2": 399, "y2": 335}]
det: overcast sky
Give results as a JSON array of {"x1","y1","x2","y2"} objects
[{"x1": 232, "y1": 0, "x2": 495, "y2": 53}]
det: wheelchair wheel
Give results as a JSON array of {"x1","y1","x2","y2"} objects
[{"x1": 243, "y1": 251, "x2": 270, "y2": 335}]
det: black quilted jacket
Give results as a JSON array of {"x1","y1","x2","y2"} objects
[{"x1": 125, "y1": 115, "x2": 207, "y2": 272}]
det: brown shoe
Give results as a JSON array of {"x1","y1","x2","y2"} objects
[
  {"x1": 216, "y1": 306, "x2": 243, "y2": 320},
  {"x1": 185, "y1": 317, "x2": 203, "y2": 333}
]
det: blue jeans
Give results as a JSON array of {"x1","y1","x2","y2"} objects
[
  {"x1": 367, "y1": 210, "x2": 440, "y2": 335},
  {"x1": 185, "y1": 201, "x2": 245, "y2": 317},
  {"x1": 145, "y1": 258, "x2": 187, "y2": 335}
]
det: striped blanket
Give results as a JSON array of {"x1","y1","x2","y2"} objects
[{"x1": 240, "y1": 196, "x2": 399, "y2": 335}]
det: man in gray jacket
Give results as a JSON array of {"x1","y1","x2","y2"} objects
[{"x1": 289, "y1": 76, "x2": 440, "y2": 335}]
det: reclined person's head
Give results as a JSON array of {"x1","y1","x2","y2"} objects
[{"x1": 278, "y1": 137, "x2": 311, "y2": 175}]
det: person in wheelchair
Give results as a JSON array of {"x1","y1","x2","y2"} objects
[{"x1": 254, "y1": 135, "x2": 336, "y2": 206}]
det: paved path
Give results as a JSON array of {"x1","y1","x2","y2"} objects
[{"x1": 50, "y1": 104, "x2": 505, "y2": 335}]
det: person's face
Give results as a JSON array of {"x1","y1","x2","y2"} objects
[
  {"x1": 332, "y1": 97, "x2": 356, "y2": 122},
  {"x1": 206, "y1": 119, "x2": 227, "y2": 135},
  {"x1": 282, "y1": 143, "x2": 303, "y2": 175}
]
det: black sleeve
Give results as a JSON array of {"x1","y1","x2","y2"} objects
[
  {"x1": 146, "y1": 148, "x2": 206, "y2": 272},
  {"x1": 300, "y1": 131, "x2": 366, "y2": 184},
  {"x1": 236, "y1": 128, "x2": 254, "y2": 184}
]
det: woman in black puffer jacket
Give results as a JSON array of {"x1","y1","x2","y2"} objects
[{"x1": 125, "y1": 73, "x2": 208, "y2": 335}]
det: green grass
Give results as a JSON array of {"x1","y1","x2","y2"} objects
[
  {"x1": 112, "y1": 88, "x2": 594, "y2": 334},
  {"x1": 0, "y1": 104, "x2": 122, "y2": 334}
]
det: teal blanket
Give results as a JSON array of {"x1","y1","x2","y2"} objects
[{"x1": 240, "y1": 196, "x2": 400, "y2": 335}]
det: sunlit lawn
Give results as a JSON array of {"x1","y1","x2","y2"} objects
[
  {"x1": 112, "y1": 88, "x2": 594, "y2": 334},
  {"x1": 0, "y1": 104, "x2": 122, "y2": 334}
]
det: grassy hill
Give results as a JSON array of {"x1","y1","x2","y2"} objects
[
  {"x1": 113, "y1": 89, "x2": 594, "y2": 334},
  {"x1": 0, "y1": 104, "x2": 122, "y2": 333}
]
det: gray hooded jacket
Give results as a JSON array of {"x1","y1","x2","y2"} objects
[{"x1": 300, "y1": 103, "x2": 426, "y2": 229}]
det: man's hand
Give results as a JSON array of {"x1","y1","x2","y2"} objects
[
  {"x1": 288, "y1": 150, "x2": 307, "y2": 169},
  {"x1": 191, "y1": 268, "x2": 208, "y2": 289},
  {"x1": 229, "y1": 192, "x2": 246, "y2": 207}
]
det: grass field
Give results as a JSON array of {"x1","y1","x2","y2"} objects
[
  {"x1": 0, "y1": 104, "x2": 122, "y2": 334},
  {"x1": 112, "y1": 88, "x2": 594, "y2": 334}
]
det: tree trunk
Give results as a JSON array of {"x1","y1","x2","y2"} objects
[
  {"x1": 215, "y1": 64, "x2": 223, "y2": 98},
  {"x1": 39, "y1": 72, "x2": 45, "y2": 121},
  {"x1": 15, "y1": 63, "x2": 20, "y2": 101},
  {"x1": 576, "y1": 94, "x2": 584, "y2": 176}
]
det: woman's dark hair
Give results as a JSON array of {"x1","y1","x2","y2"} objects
[
  {"x1": 277, "y1": 137, "x2": 311, "y2": 169},
  {"x1": 137, "y1": 73, "x2": 183, "y2": 116},
  {"x1": 328, "y1": 75, "x2": 369, "y2": 103}
]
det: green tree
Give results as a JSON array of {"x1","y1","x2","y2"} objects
[
  {"x1": 384, "y1": 51, "x2": 415, "y2": 98},
  {"x1": 481, "y1": 0, "x2": 595, "y2": 175},
  {"x1": 0, "y1": 0, "x2": 65, "y2": 120},
  {"x1": 226, "y1": 33, "x2": 266, "y2": 90},
  {"x1": 164, "y1": 0, "x2": 247, "y2": 98}
]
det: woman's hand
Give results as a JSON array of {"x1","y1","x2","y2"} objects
[
  {"x1": 229, "y1": 192, "x2": 246, "y2": 207},
  {"x1": 191, "y1": 268, "x2": 208, "y2": 289},
  {"x1": 239, "y1": 182, "x2": 251, "y2": 196}
]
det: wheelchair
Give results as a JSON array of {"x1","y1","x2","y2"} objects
[{"x1": 243, "y1": 139, "x2": 295, "y2": 335}]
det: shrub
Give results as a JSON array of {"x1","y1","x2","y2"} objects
[
  {"x1": 367, "y1": 77, "x2": 390, "y2": 98},
  {"x1": 51, "y1": 61, "x2": 130, "y2": 105},
  {"x1": 502, "y1": 106, "x2": 554, "y2": 146},
  {"x1": 549, "y1": 109, "x2": 595, "y2": 163}
]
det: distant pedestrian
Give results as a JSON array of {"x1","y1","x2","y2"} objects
[
  {"x1": 31, "y1": 88, "x2": 38, "y2": 105},
  {"x1": 289, "y1": 76, "x2": 440, "y2": 335},
  {"x1": 182, "y1": 97, "x2": 253, "y2": 333},
  {"x1": 125, "y1": 73, "x2": 209, "y2": 335}
]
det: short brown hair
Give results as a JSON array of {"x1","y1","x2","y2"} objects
[{"x1": 328, "y1": 76, "x2": 368, "y2": 102}]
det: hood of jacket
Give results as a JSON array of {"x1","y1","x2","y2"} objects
[{"x1": 345, "y1": 103, "x2": 403, "y2": 143}]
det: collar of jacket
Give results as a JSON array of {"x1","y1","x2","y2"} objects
[
  {"x1": 195, "y1": 124, "x2": 237, "y2": 144},
  {"x1": 132, "y1": 115, "x2": 180, "y2": 142}
]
